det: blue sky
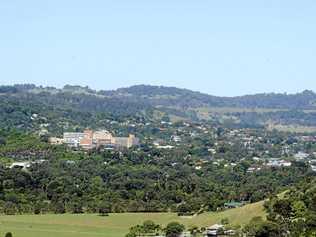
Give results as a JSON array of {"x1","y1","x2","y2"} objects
[{"x1": 0, "y1": 0, "x2": 315, "y2": 96}]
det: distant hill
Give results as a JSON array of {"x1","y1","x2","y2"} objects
[
  {"x1": 1, "y1": 84, "x2": 316, "y2": 132},
  {"x1": 106, "y1": 85, "x2": 316, "y2": 110},
  {"x1": 3, "y1": 84, "x2": 316, "y2": 109}
]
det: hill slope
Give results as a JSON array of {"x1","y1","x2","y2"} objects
[
  {"x1": 1, "y1": 84, "x2": 316, "y2": 132},
  {"x1": 0, "y1": 201, "x2": 265, "y2": 237}
]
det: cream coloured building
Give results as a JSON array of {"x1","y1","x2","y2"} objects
[{"x1": 54, "y1": 129, "x2": 139, "y2": 150}]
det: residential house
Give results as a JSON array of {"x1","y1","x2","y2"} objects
[
  {"x1": 205, "y1": 224, "x2": 224, "y2": 236},
  {"x1": 294, "y1": 152, "x2": 309, "y2": 160},
  {"x1": 224, "y1": 201, "x2": 244, "y2": 209},
  {"x1": 9, "y1": 162, "x2": 31, "y2": 170},
  {"x1": 266, "y1": 159, "x2": 292, "y2": 167}
]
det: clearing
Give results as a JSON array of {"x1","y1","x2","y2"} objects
[{"x1": 0, "y1": 201, "x2": 265, "y2": 237}]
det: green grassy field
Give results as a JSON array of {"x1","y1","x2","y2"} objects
[
  {"x1": 267, "y1": 123, "x2": 316, "y2": 133},
  {"x1": 0, "y1": 201, "x2": 265, "y2": 237}
]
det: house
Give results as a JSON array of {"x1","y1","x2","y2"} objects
[
  {"x1": 224, "y1": 229, "x2": 236, "y2": 236},
  {"x1": 224, "y1": 201, "x2": 244, "y2": 209},
  {"x1": 247, "y1": 167, "x2": 256, "y2": 173},
  {"x1": 172, "y1": 135, "x2": 182, "y2": 142},
  {"x1": 208, "y1": 148, "x2": 217, "y2": 154},
  {"x1": 247, "y1": 165, "x2": 262, "y2": 173},
  {"x1": 9, "y1": 160, "x2": 46, "y2": 170},
  {"x1": 294, "y1": 152, "x2": 309, "y2": 160},
  {"x1": 9, "y1": 162, "x2": 31, "y2": 169},
  {"x1": 180, "y1": 232, "x2": 191, "y2": 237},
  {"x1": 156, "y1": 145, "x2": 175, "y2": 149},
  {"x1": 266, "y1": 159, "x2": 292, "y2": 167},
  {"x1": 205, "y1": 224, "x2": 224, "y2": 236},
  {"x1": 252, "y1": 157, "x2": 261, "y2": 161}
]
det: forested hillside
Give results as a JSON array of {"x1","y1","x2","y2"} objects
[
  {"x1": 0, "y1": 84, "x2": 315, "y2": 237},
  {"x1": 244, "y1": 177, "x2": 316, "y2": 236},
  {"x1": 1, "y1": 84, "x2": 316, "y2": 134}
]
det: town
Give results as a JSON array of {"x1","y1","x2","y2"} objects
[
  {"x1": 1, "y1": 92, "x2": 316, "y2": 237},
  {"x1": 1, "y1": 0, "x2": 316, "y2": 235}
]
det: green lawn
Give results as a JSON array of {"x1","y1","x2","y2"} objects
[{"x1": 0, "y1": 201, "x2": 265, "y2": 237}]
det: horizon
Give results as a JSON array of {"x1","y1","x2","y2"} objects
[
  {"x1": 1, "y1": 82, "x2": 315, "y2": 97},
  {"x1": 1, "y1": 1, "x2": 316, "y2": 96}
]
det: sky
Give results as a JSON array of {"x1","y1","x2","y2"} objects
[{"x1": 0, "y1": 0, "x2": 316, "y2": 96}]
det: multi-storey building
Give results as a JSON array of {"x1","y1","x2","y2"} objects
[
  {"x1": 63, "y1": 132, "x2": 85, "y2": 147},
  {"x1": 58, "y1": 130, "x2": 139, "y2": 150}
]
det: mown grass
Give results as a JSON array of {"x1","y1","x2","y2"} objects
[{"x1": 0, "y1": 201, "x2": 265, "y2": 237}]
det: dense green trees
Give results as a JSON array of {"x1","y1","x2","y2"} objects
[
  {"x1": 124, "y1": 180, "x2": 316, "y2": 236},
  {"x1": 125, "y1": 220, "x2": 161, "y2": 237},
  {"x1": 244, "y1": 178, "x2": 316, "y2": 236},
  {"x1": 243, "y1": 217, "x2": 281, "y2": 237},
  {"x1": 0, "y1": 129, "x2": 313, "y2": 215},
  {"x1": 266, "y1": 180, "x2": 316, "y2": 236},
  {"x1": 125, "y1": 221, "x2": 185, "y2": 237},
  {"x1": 165, "y1": 222, "x2": 185, "y2": 237}
]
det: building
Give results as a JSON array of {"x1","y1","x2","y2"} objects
[
  {"x1": 63, "y1": 132, "x2": 85, "y2": 147},
  {"x1": 93, "y1": 130, "x2": 114, "y2": 146},
  {"x1": 205, "y1": 224, "x2": 224, "y2": 236},
  {"x1": 247, "y1": 167, "x2": 262, "y2": 173},
  {"x1": 224, "y1": 201, "x2": 244, "y2": 209},
  {"x1": 266, "y1": 158, "x2": 292, "y2": 167},
  {"x1": 9, "y1": 162, "x2": 31, "y2": 170},
  {"x1": 204, "y1": 224, "x2": 236, "y2": 236},
  {"x1": 80, "y1": 137, "x2": 94, "y2": 150},
  {"x1": 79, "y1": 129, "x2": 95, "y2": 150},
  {"x1": 156, "y1": 145, "x2": 175, "y2": 149},
  {"x1": 49, "y1": 137, "x2": 64, "y2": 145},
  {"x1": 114, "y1": 134, "x2": 139, "y2": 149},
  {"x1": 84, "y1": 129, "x2": 93, "y2": 138},
  {"x1": 294, "y1": 152, "x2": 309, "y2": 160},
  {"x1": 172, "y1": 135, "x2": 182, "y2": 142},
  {"x1": 9, "y1": 160, "x2": 46, "y2": 170},
  {"x1": 179, "y1": 232, "x2": 191, "y2": 237},
  {"x1": 59, "y1": 130, "x2": 139, "y2": 150}
]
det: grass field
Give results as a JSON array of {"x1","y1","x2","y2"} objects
[
  {"x1": 0, "y1": 201, "x2": 265, "y2": 237},
  {"x1": 267, "y1": 123, "x2": 316, "y2": 133}
]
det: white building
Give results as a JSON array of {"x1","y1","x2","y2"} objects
[
  {"x1": 267, "y1": 159, "x2": 292, "y2": 167},
  {"x1": 205, "y1": 224, "x2": 224, "y2": 236},
  {"x1": 63, "y1": 132, "x2": 85, "y2": 147},
  {"x1": 9, "y1": 162, "x2": 31, "y2": 169},
  {"x1": 294, "y1": 152, "x2": 309, "y2": 160}
]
